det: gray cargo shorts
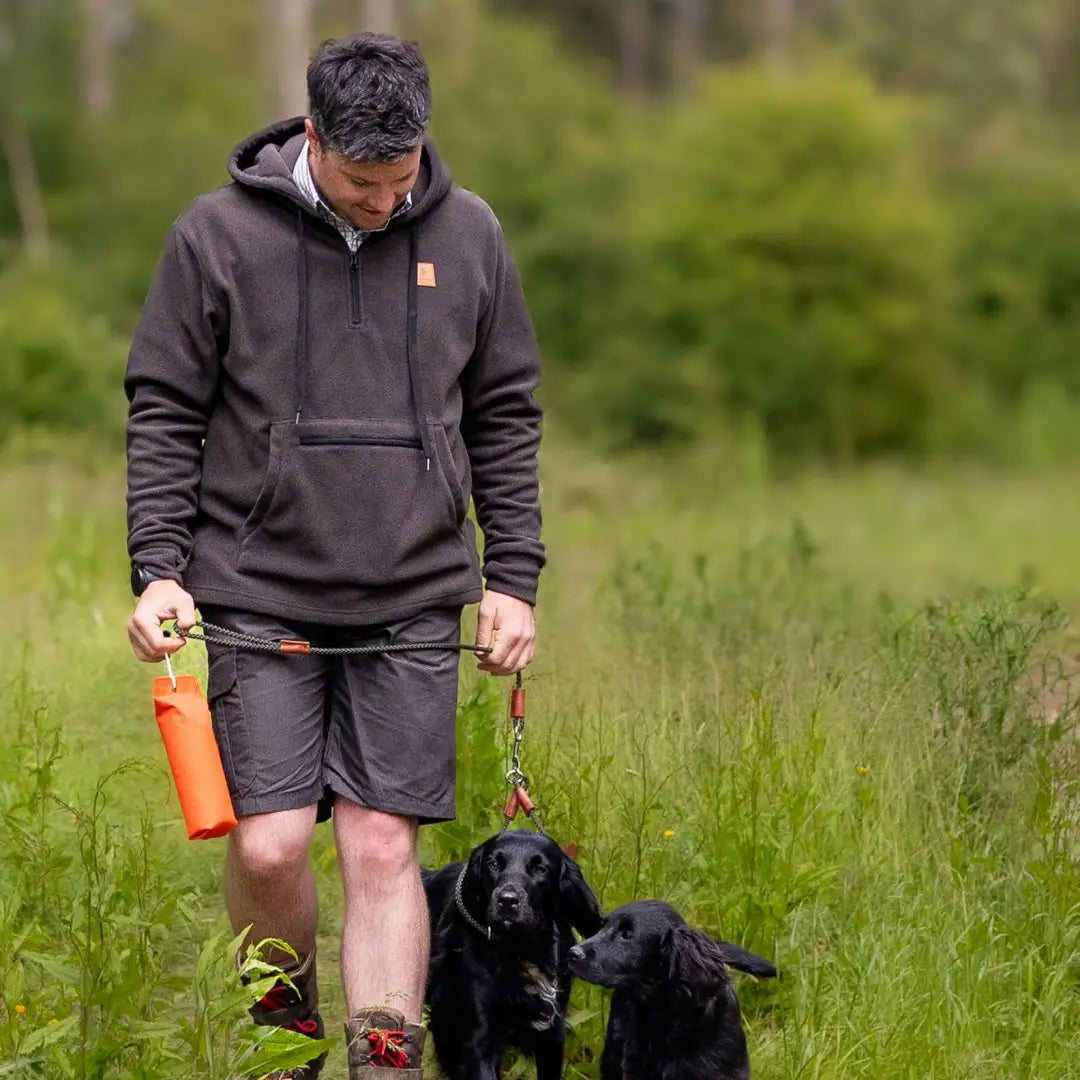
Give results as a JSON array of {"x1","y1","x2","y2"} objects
[{"x1": 200, "y1": 604, "x2": 463, "y2": 824}]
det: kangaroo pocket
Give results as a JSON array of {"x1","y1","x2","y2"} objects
[{"x1": 237, "y1": 419, "x2": 471, "y2": 588}]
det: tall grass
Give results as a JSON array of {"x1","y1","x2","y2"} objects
[
  {"x1": 0, "y1": 672, "x2": 330, "y2": 1077},
  {"x1": 2, "y1": 443, "x2": 1080, "y2": 1077}
]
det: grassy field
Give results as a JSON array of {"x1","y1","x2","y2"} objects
[{"x1": 2, "y1": 437, "x2": 1080, "y2": 1077}]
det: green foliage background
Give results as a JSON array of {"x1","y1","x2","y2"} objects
[{"x1": 3, "y1": 0, "x2": 1080, "y2": 465}]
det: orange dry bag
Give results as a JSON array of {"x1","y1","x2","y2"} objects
[{"x1": 153, "y1": 672, "x2": 237, "y2": 840}]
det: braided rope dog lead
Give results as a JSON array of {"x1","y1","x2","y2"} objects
[
  {"x1": 164, "y1": 620, "x2": 544, "y2": 836},
  {"x1": 165, "y1": 619, "x2": 493, "y2": 656}
]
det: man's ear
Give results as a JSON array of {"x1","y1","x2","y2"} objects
[
  {"x1": 559, "y1": 852, "x2": 604, "y2": 937},
  {"x1": 665, "y1": 924, "x2": 730, "y2": 998}
]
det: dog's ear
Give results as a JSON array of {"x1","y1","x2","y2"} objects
[
  {"x1": 664, "y1": 924, "x2": 731, "y2": 998},
  {"x1": 461, "y1": 841, "x2": 490, "y2": 910},
  {"x1": 714, "y1": 940, "x2": 777, "y2": 980},
  {"x1": 559, "y1": 851, "x2": 604, "y2": 937}
]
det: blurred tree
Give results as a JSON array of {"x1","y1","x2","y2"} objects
[
  {"x1": 1038, "y1": 0, "x2": 1080, "y2": 113},
  {"x1": 492, "y1": 0, "x2": 1080, "y2": 129},
  {"x1": 359, "y1": 0, "x2": 399, "y2": 34},
  {"x1": 820, "y1": 0, "x2": 1053, "y2": 117},
  {"x1": 80, "y1": 0, "x2": 113, "y2": 118},
  {"x1": 0, "y1": 2, "x2": 50, "y2": 257},
  {"x1": 619, "y1": 0, "x2": 651, "y2": 93},
  {"x1": 668, "y1": 0, "x2": 704, "y2": 92},
  {"x1": 84, "y1": 0, "x2": 262, "y2": 310},
  {"x1": 265, "y1": 0, "x2": 312, "y2": 117},
  {"x1": 762, "y1": 0, "x2": 797, "y2": 74},
  {"x1": 80, "y1": 0, "x2": 112, "y2": 118}
]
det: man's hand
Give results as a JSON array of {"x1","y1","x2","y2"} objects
[
  {"x1": 475, "y1": 590, "x2": 535, "y2": 676},
  {"x1": 127, "y1": 579, "x2": 197, "y2": 662}
]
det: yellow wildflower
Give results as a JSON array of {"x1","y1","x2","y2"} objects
[
  {"x1": 14, "y1": 1004, "x2": 26, "y2": 1015},
  {"x1": 855, "y1": 765, "x2": 868, "y2": 776},
  {"x1": 662, "y1": 829, "x2": 675, "y2": 839}
]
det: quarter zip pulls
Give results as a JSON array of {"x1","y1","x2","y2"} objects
[{"x1": 347, "y1": 250, "x2": 363, "y2": 326}]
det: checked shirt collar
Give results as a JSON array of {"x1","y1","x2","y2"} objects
[{"x1": 292, "y1": 139, "x2": 412, "y2": 253}]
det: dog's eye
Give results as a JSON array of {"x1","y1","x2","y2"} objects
[
  {"x1": 527, "y1": 860, "x2": 548, "y2": 877},
  {"x1": 618, "y1": 922, "x2": 634, "y2": 940}
]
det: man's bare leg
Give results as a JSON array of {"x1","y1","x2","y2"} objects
[
  {"x1": 225, "y1": 806, "x2": 320, "y2": 962},
  {"x1": 334, "y1": 799, "x2": 428, "y2": 1021}
]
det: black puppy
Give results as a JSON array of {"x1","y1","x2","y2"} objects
[
  {"x1": 421, "y1": 830, "x2": 604, "y2": 1080},
  {"x1": 568, "y1": 899, "x2": 776, "y2": 1080}
]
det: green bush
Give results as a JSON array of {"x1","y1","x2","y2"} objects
[
  {"x1": 586, "y1": 66, "x2": 955, "y2": 457},
  {"x1": 952, "y1": 154, "x2": 1080, "y2": 404},
  {"x1": 0, "y1": 258, "x2": 127, "y2": 445}
]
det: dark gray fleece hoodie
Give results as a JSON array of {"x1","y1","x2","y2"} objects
[{"x1": 126, "y1": 119, "x2": 544, "y2": 624}]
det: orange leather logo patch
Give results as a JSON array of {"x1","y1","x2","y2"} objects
[{"x1": 417, "y1": 262, "x2": 436, "y2": 287}]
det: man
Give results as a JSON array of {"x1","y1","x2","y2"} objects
[{"x1": 124, "y1": 33, "x2": 543, "y2": 1080}]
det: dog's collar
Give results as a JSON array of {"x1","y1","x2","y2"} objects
[{"x1": 454, "y1": 866, "x2": 492, "y2": 941}]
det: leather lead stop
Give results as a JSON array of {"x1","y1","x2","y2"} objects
[
  {"x1": 514, "y1": 786, "x2": 535, "y2": 815},
  {"x1": 510, "y1": 687, "x2": 525, "y2": 719},
  {"x1": 502, "y1": 785, "x2": 535, "y2": 822},
  {"x1": 279, "y1": 639, "x2": 312, "y2": 654}
]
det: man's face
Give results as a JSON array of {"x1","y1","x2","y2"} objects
[{"x1": 305, "y1": 119, "x2": 420, "y2": 231}]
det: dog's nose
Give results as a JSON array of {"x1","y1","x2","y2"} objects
[
  {"x1": 496, "y1": 888, "x2": 521, "y2": 912},
  {"x1": 569, "y1": 945, "x2": 585, "y2": 964}
]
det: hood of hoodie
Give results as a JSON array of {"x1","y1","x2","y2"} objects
[{"x1": 227, "y1": 117, "x2": 454, "y2": 226}]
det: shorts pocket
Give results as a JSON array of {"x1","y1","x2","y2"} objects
[
  {"x1": 206, "y1": 647, "x2": 238, "y2": 704},
  {"x1": 237, "y1": 418, "x2": 472, "y2": 589}
]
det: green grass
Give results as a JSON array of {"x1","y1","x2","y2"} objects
[{"x1": 2, "y1": 437, "x2": 1080, "y2": 1077}]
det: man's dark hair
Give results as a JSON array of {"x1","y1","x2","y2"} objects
[{"x1": 307, "y1": 33, "x2": 431, "y2": 163}]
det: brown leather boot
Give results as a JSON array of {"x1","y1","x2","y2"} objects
[
  {"x1": 345, "y1": 1006, "x2": 425, "y2": 1078},
  {"x1": 244, "y1": 948, "x2": 327, "y2": 1079}
]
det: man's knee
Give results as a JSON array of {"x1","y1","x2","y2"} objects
[
  {"x1": 336, "y1": 802, "x2": 418, "y2": 882},
  {"x1": 229, "y1": 809, "x2": 316, "y2": 883}
]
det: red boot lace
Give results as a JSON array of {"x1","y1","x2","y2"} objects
[
  {"x1": 257, "y1": 984, "x2": 319, "y2": 1036},
  {"x1": 365, "y1": 1028, "x2": 409, "y2": 1067},
  {"x1": 259, "y1": 984, "x2": 296, "y2": 1011}
]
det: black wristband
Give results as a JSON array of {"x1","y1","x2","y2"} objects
[{"x1": 130, "y1": 564, "x2": 160, "y2": 597}]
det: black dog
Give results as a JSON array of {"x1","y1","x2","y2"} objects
[
  {"x1": 421, "y1": 830, "x2": 604, "y2": 1080},
  {"x1": 568, "y1": 899, "x2": 776, "y2": 1080}
]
